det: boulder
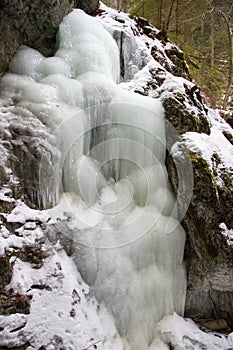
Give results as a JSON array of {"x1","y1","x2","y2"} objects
[
  {"x1": 76, "y1": 0, "x2": 99, "y2": 14},
  {"x1": 0, "y1": 0, "x2": 72, "y2": 73}
]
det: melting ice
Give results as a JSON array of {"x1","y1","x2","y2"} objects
[{"x1": 1, "y1": 9, "x2": 186, "y2": 350}]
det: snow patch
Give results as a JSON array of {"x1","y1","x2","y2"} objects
[
  {"x1": 219, "y1": 223, "x2": 233, "y2": 246},
  {"x1": 0, "y1": 248, "x2": 123, "y2": 350},
  {"x1": 155, "y1": 313, "x2": 233, "y2": 350}
]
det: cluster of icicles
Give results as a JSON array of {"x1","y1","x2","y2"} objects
[{"x1": 0, "y1": 10, "x2": 186, "y2": 350}]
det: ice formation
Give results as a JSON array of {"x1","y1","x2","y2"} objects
[{"x1": 1, "y1": 9, "x2": 187, "y2": 349}]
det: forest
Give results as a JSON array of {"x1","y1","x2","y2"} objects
[{"x1": 104, "y1": 0, "x2": 233, "y2": 115}]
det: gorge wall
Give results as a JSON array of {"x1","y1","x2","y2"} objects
[{"x1": 0, "y1": 0, "x2": 100, "y2": 73}]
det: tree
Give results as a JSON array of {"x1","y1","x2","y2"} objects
[{"x1": 126, "y1": 0, "x2": 232, "y2": 111}]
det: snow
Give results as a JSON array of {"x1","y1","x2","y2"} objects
[
  {"x1": 1, "y1": 203, "x2": 232, "y2": 349},
  {"x1": 0, "y1": 188, "x2": 15, "y2": 203},
  {"x1": 155, "y1": 313, "x2": 233, "y2": 350},
  {"x1": 2, "y1": 199, "x2": 49, "y2": 224},
  {"x1": 170, "y1": 108, "x2": 233, "y2": 189},
  {"x1": 220, "y1": 223, "x2": 233, "y2": 246},
  {"x1": 0, "y1": 247, "x2": 123, "y2": 350},
  {"x1": 183, "y1": 109, "x2": 233, "y2": 172}
]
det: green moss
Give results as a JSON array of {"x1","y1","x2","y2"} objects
[
  {"x1": 198, "y1": 113, "x2": 210, "y2": 134},
  {"x1": 165, "y1": 48, "x2": 190, "y2": 79},
  {"x1": 189, "y1": 151, "x2": 212, "y2": 180},
  {"x1": 163, "y1": 97, "x2": 199, "y2": 134},
  {"x1": 221, "y1": 172, "x2": 233, "y2": 188},
  {"x1": 188, "y1": 151, "x2": 219, "y2": 260},
  {"x1": 212, "y1": 152, "x2": 222, "y2": 166},
  {"x1": 211, "y1": 152, "x2": 222, "y2": 177}
]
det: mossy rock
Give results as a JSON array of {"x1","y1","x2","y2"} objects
[
  {"x1": 76, "y1": 0, "x2": 99, "y2": 14},
  {"x1": 165, "y1": 47, "x2": 191, "y2": 80},
  {"x1": 217, "y1": 171, "x2": 233, "y2": 228},
  {"x1": 177, "y1": 151, "x2": 222, "y2": 259},
  {"x1": 198, "y1": 113, "x2": 211, "y2": 134},
  {"x1": 167, "y1": 147, "x2": 232, "y2": 269},
  {"x1": 163, "y1": 96, "x2": 210, "y2": 135},
  {"x1": 0, "y1": 255, "x2": 12, "y2": 288},
  {"x1": 151, "y1": 46, "x2": 172, "y2": 73},
  {"x1": 163, "y1": 97, "x2": 199, "y2": 134}
]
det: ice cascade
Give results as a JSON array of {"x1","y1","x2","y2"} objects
[{"x1": 1, "y1": 10, "x2": 186, "y2": 350}]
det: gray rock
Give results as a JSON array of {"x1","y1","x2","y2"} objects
[
  {"x1": 0, "y1": 0, "x2": 72, "y2": 73},
  {"x1": 167, "y1": 146, "x2": 233, "y2": 321},
  {"x1": 0, "y1": 255, "x2": 12, "y2": 289},
  {"x1": 76, "y1": 0, "x2": 99, "y2": 14}
]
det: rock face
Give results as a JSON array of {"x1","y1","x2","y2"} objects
[
  {"x1": 0, "y1": 0, "x2": 72, "y2": 73},
  {"x1": 0, "y1": 92, "x2": 61, "y2": 209},
  {"x1": 0, "y1": 1, "x2": 100, "y2": 74},
  {"x1": 167, "y1": 147, "x2": 233, "y2": 322},
  {"x1": 76, "y1": 0, "x2": 99, "y2": 14}
]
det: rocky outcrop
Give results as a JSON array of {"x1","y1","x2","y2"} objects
[
  {"x1": 0, "y1": 94, "x2": 61, "y2": 209},
  {"x1": 76, "y1": 0, "x2": 99, "y2": 14},
  {"x1": 0, "y1": 0, "x2": 100, "y2": 74},
  {"x1": 167, "y1": 147, "x2": 233, "y2": 323},
  {"x1": 163, "y1": 87, "x2": 233, "y2": 323},
  {"x1": 0, "y1": 0, "x2": 72, "y2": 73}
]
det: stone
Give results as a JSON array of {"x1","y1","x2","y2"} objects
[
  {"x1": 0, "y1": 289, "x2": 31, "y2": 316},
  {"x1": 163, "y1": 95, "x2": 210, "y2": 135},
  {"x1": 165, "y1": 47, "x2": 190, "y2": 80},
  {"x1": 167, "y1": 148, "x2": 233, "y2": 321},
  {"x1": 76, "y1": 0, "x2": 99, "y2": 14},
  {"x1": 0, "y1": 255, "x2": 12, "y2": 288},
  {"x1": 196, "y1": 318, "x2": 229, "y2": 331},
  {"x1": 0, "y1": 0, "x2": 72, "y2": 73}
]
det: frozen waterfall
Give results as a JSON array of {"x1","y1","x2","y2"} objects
[{"x1": 1, "y1": 9, "x2": 186, "y2": 350}]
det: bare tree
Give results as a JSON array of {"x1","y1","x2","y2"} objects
[
  {"x1": 157, "y1": 0, "x2": 163, "y2": 29},
  {"x1": 210, "y1": 8, "x2": 215, "y2": 70},
  {"x1": 165, "y1": 0, "x2": 175, "y2": 33},
  {"x1": 218, "y1": 9, "x2": 232, "y2": 109},
  {"x1": 175, "y1": 0, "x2": 179, "y2": 38},
  {"x1": 117, "y1": 0, "x2": 122, "y2": 11}
]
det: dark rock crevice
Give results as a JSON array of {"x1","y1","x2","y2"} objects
[{"x1": 0, "y1": 0, "x2": 100, "y2": 74}]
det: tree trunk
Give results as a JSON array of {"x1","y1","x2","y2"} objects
[
  {"x1": 132, "y1": 0, "x2": 146, "y2": 17},
  {"x1": 117, "y1": 0, "x2": 122, "y2": 11},
  {"x1": 220, "y1": 10, "x2": 233, "y2": 109},
  {"x1": 157, "y1": 0, "x2": 163, "y2": 29},
  {"x1": 210, "y1": 9, "x2": 215, "y2": 70},
  {"x1": 175, "y1": 0, "x2": 179, "y2": 38},
  {"x1": 165, "y1": 0, "x2": 175, "y2": 34}
]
